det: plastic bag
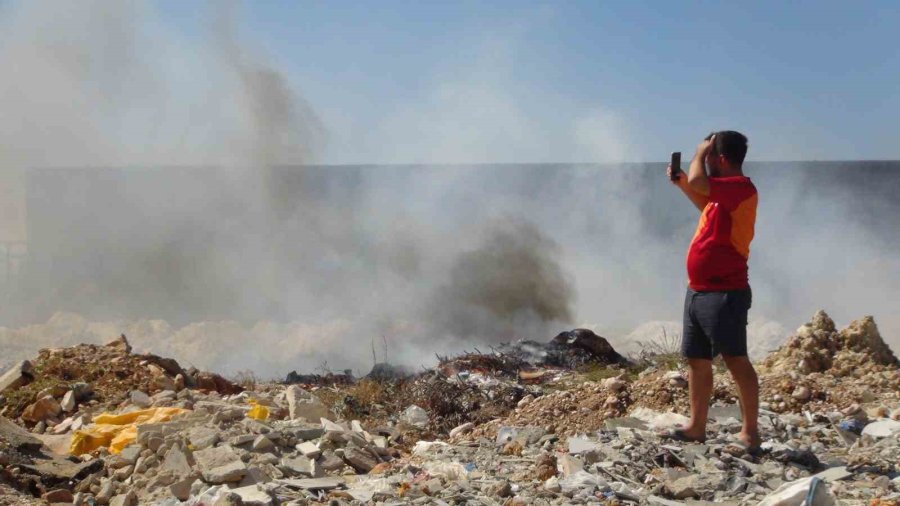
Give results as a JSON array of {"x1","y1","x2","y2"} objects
[
  {"x1": 69, "y1": 407, "x2": 190, "y2": 455},
  {"x1": 246, "y1": 400, "x2": 270, "y2": 421}
]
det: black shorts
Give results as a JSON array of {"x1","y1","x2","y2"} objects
[{"x1": 682, "y1": 287, "x2": 752, "y2": 359}]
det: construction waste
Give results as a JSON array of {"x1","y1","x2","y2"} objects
[{"x1": 0, "y1": 313, "x2": 898, "y2": 505}]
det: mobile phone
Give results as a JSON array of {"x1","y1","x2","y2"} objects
[{"x1": 670, "y1": 152, "x2": 682, "y2": 181}]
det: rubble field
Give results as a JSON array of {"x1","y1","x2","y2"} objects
[{"x1": 1, "y1": 310, "x2": 899, "y2": 505}]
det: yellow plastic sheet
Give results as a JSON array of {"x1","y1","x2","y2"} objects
[
  {"x1": 69, "y1": 407, "x2": 189, "y2": 455},
  {"x1": 246, "y1": 400, "x2": 269, "y2": 421}
]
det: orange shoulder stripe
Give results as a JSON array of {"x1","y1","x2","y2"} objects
[{"x1": 730, "y1": 193, "x2": 757, "y2": 258}]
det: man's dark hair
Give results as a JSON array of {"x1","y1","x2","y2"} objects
[{"x1": 705, "y1": 130, "x2": 748, "y2": 166}]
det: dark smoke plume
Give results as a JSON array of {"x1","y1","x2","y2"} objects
[{"x1": 429, "y1": 217, "x2": 574, "y2": 342}]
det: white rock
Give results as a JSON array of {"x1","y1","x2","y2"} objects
[
  {"x1": 603, "y1": 377, "x2": 627, "y2": 392},
  {"x1": 130, "y1": 391, "x2": 151, "y2": 408},
  {"x1": 791, "y1": 386, "x2": 811, "y2": 401},
  {"x1": 296, "y1": 441, "x2": 321, "y2": 459},
  {"x1": 285, "y1": 386, "x2": 332, "y2": 422},
  {"x1": 544, "y1": 476, "x2": 561, "y2": 492},
  {"x1": 758, "y1": 476, "x2": 836, "y2": 506},
  {"x1": 861, "y1": 419, "x2": 900, "y2": 438},
  {"x1": 281, "y1": 456, "x2": 320, "y2": 477},
  {"x1": 229, "y1": 485, "x2": 274, "y2": 506},
  {"x1": 251, "y1": 436, "x2": 274, "y2": 452},
  {"x1": 61, "y1": 391, "x2": 76, "y2": 412},
  {"x1": 202, "y1": 461, "x2": 247, "y2": 483},
  {"x1": 400, "y1": 405, "x2": 429, "y2": 429}
]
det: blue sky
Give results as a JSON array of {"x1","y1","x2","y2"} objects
[{"x1": 159, "y1": 1, "x2": 898, "y2": 164}]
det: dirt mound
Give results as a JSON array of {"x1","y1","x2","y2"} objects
[
  {"x1": 757, "y1": 311, "x2": 900, "y2": 414},
  {"x1": 469, "y1": 379, "x2": 631, "y2": 439},
  {"x1": 629, "y1": 367, "x2": 738, "y2": 414},
  {"x1": 762, "y1": 311, "x2": 898, "y2": 375}
]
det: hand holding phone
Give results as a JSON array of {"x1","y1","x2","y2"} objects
[{"x1": 669, "y1": 152, "x2": 682, "y2": 181}]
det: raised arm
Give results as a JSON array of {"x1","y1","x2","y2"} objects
[
  {"x1": 687, "y1": 135, "x2": 714, "y2": 196},
  {"x1": 668, "y1": 164, "x2": 709, "y2": 212}
]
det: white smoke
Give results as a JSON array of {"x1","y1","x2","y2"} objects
[{"x1": 0, "y1": 1, "x2": 897, "y2": 380}]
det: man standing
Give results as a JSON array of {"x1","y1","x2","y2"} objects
[{"x1": 666, "y1": 131, "x2": 760, "y2": 450}]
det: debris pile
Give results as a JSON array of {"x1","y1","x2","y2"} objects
[
  {"x1": 0, "y1": 310, "x2": 899, "y2": 505},
  {"x1": 0, "y1": 335, "x2": 240, "y2": 428}
]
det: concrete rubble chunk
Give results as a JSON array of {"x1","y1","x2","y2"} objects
[
  {"x1": 813, "y1": 466, "x2": 853, "y2": 483},
  {"x1": 252, "y1": 435, "x2": 274, "y2": 452},
  {"x1": 194, "y1": 444, "x2": 241, "y2": 471},
  {"x1": 229, "y1": 485, "x2": 274, "y2": 506},
  {"x1": 285, "y1": 385, "x2": 332, "y2": 421},
  {"x1": 318, "y1": 453, "x2": 345, "y2": 472},
  {"x1": 211, "y1": 491, "x2": 242, "y2": 506},
  {"x1": 281, "y1": 456, "x2": 320, "y2": 477},
  {"x1": 203, "y1": 460, "x2": 248, "y2": 483},
  {"x1": 278, "y1": 477, "x2": 344, "y2": 490},
  {"x1": 343, "y1": 447, "x2": 378, "y2": 473},
  {"x1": 284, "y1": 425, "x2": 325, "y2": 441},
  {"x1": 239, "y1": 467, "x2": 271, "y2": 487},
  {"x1": 169, "y1": 477, "x2": 195, "y2": 501},
  {"x1": 189, "y1": 426, "x2": 221, "y2": 450},
  {"x1": 758, "y1": 477, "x2": 836, "y2": 506},
  {"x1": 666, "y1": 474, "x2": 701, "y2": 499},
  {"x1": 320, "y1": 418, "x2": 346, "y2": 432},
  {"x1": 118, "y1": 445, "x2": 142, "y2": 465},
  {"x1": 0, "y1": 416, "x2": 43, "y2": 451},
  {"x1": 296, "y1": 441, "x2": 321, "y2": 459},
  {"x1": 109, "y1": 491, "x2": 137, "y2": 506},
  {"x1": 0, "y1": 360, "x2": 33, "y2": 393},
  {"x1": 162, "y1": 446, "x2": 193, "y2": 477}
]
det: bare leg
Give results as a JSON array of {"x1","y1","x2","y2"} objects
[
  {"x1": 722, "y1": 354, "x2": 760, "y2": 447},
  {"x1": 681, "y1": 358, "x2": 713, "y2": 440}
]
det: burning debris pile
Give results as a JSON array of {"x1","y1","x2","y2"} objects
[
  {"x1": 0, "y1": 312, "x2": 899, "y2": 505},
  {"x1": 495, "y1": 328, "x2": 629, "y2": 371}
]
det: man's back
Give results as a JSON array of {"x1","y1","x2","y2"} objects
[{"x1": 686, "y1": 175, "x2": 757, "y2": 291}]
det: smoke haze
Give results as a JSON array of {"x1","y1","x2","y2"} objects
[{"x1": 0, "y1": 1, "x2": 898, "y2": 378}]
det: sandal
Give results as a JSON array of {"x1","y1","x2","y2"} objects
[
  {"x1": 659, "y1": 428, "x2": 707, "y2": 444},
  {"x1": 724, "y1": 437, "x2": 763, "y2": 457}
]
